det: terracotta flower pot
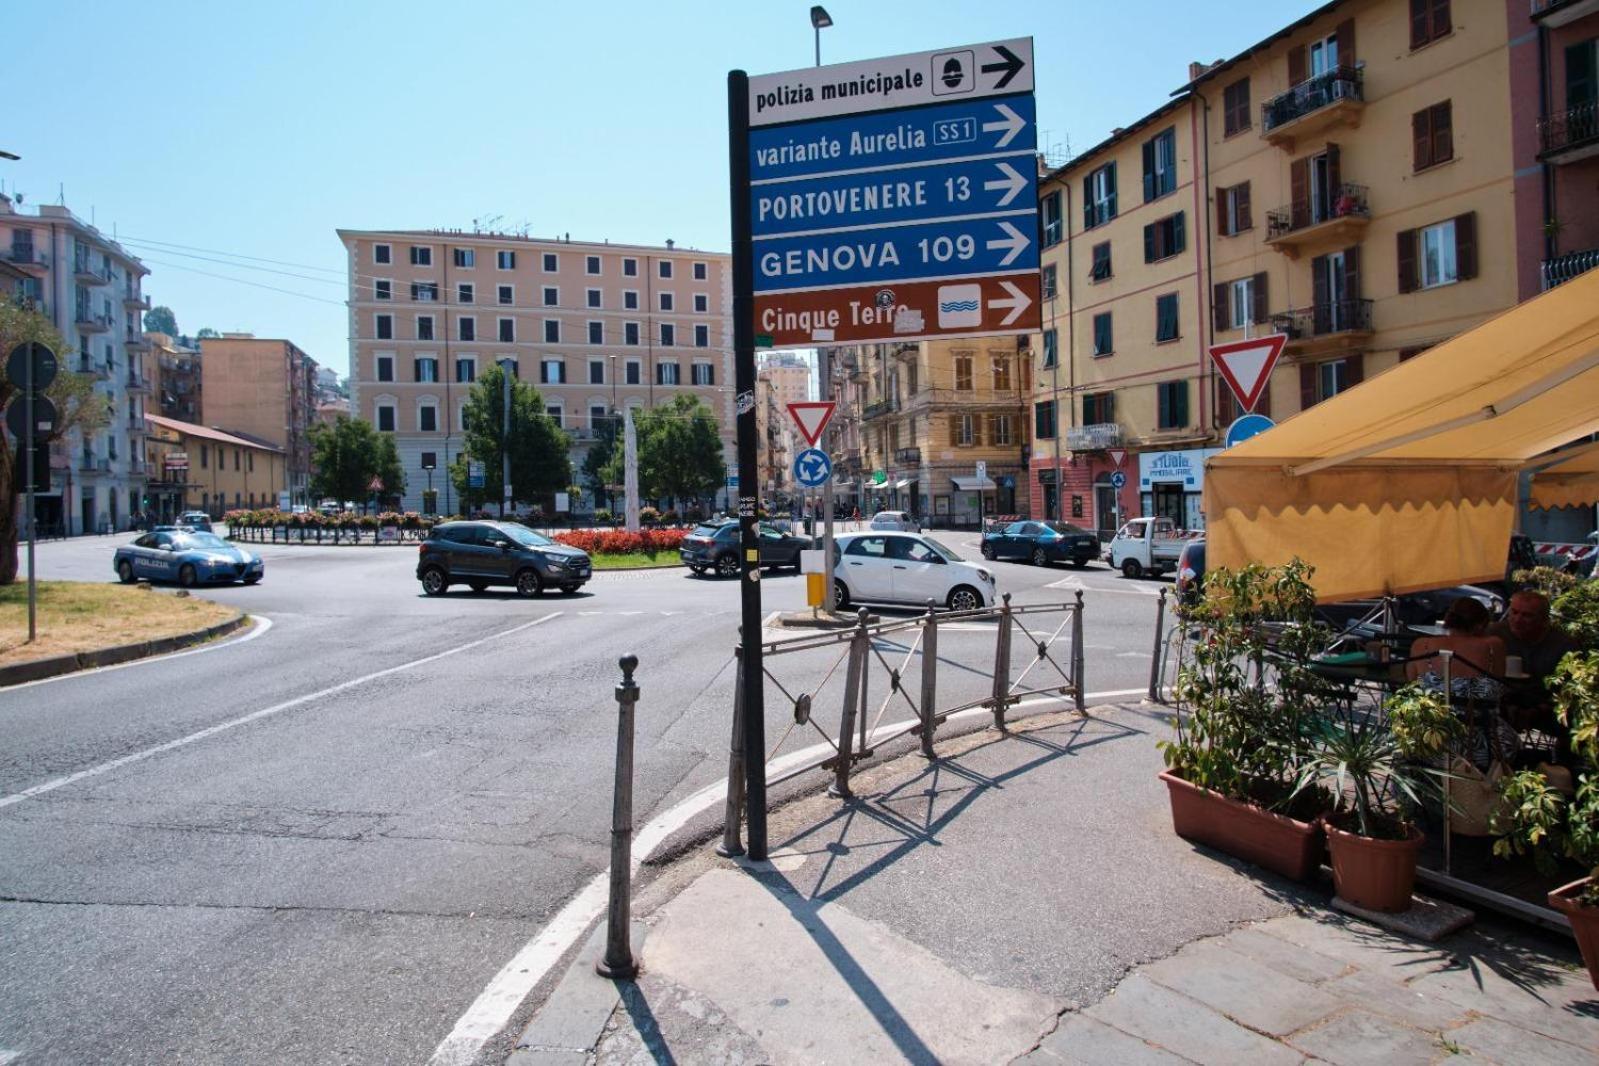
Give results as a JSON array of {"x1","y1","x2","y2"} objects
[
  {"x1": 1324, "y1": 821, "x2": 1424, "y2": 912},
  {"x1": 1547, "y1": 878, "x2": 1599, "y2": 991},
  {"x1": 1158, "y1": 770, "x2": 1326, "y2": 881}
]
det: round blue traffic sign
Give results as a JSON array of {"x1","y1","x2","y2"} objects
[
  {"x1": 1109, "y1": 470, "x2": 1126, "y2": 490},
  {"x1": 1225, "y1": 413, "x2": 1276, "y2": 448},
  {"x1": 794, "y1": 448, "x2": 832, "y2": 488}
]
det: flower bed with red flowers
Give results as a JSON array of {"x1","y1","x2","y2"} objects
[{"x1": 554, "y1": 528, "x2": 688, "y2": 555}]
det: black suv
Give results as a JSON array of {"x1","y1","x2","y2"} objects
[
  {"x1": 680, "y1": 520, "x2": 812, "y2": 577},
  {"x1": 417, "y1": 521, "x2": 592, "y2": 596}
]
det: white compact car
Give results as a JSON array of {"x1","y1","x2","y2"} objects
[
  {"x1": 832, "y1": 531, "x2": 996, "y2": 612},
  {"x1": 869, "y1": 510, "x2": 922, "y2": 533}
]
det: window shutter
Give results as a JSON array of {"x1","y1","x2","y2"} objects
[
  {"x1": 1082, "y1": 177, "x2": 1093, "y2": 228},
  {"x1": 1454, "y1": 212, "x2": 1477, "y2": 280},
  {"x1": 1173, "y1": 212, "x2": 1186, "y2": 254},
  {"x1": 1412, "y1": 109, "x2": 1432, "y2": 171},
  {"x1": 1290, "y1": 158, "x2": 1309, "y2": 220},
  {"x1": 1251, "y1": 272, "x2": 1268, "y2": 324},
  {"x1": 1336, "y1": 19, "x2": 1356, "y2": 67},
  {"x1": 1326, "y1": 143, "x2": 1341, "y2": 192},
  {"x1": 1432, "y1": 101, "x2": 1453, "y2": 164},
  {"x1": 1410, "y1": 0, "x2": 1428, "y2": 49},
  {"x1": 1143, "y1": 223, "x2": 1156, "y2": 263},
  {"x1": 1106, "y1": 163, "x2": 1117, "y2": 218},
  {"x1": 1288, "y1": 44, "x2": 1307, "y2": 86},
  {"x1": 1256, "y1": 373, "x2": 1273, "y2": 418},
  {"x1": 1212, "y1": 282, "x2": 1229, "y2": 332},
  {"x1": 1215, "y1": 379, "x2": 1235, "y2": 426},
  {"x1": 949, "y1": 416, "x2": 960, "y2": 447},
  {"x1": 1345, "y1": 353, "x2": 1365, "y2": 387},
  {"x1": 1175, "y1": 381, "x2": 1189, "y2": 428},
  {"x1": 1343, "y1": 245, "x2": 1361, "y2": 301},
  {"x1": 1105, "y1": 391, "x2": 1115, "y2": 423},
  {"x1": 1236, "y1": 182, "x2": 1252, "y2": 231},
  {"x1": 1300, "y1": 363, "x2": 1318, "y2": 410},
  {"x1": 1215, "y1": 187, "x2": 1231, "y2": 236},
  {"x1": 1142, "y1": 140, "x2": 1156, "y2": 202},
  {"x1": 1433, "y1": 0, "x2": 1451, "y2": 37},
  {"x1": 1311, "y1": 254, "x2": 1330, "y2": 313},
  {"x1": 1397, "y1": 229, "x2": 1419, "y2": 293}
]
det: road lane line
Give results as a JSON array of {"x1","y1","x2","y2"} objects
[
  {"x1": 2, "y1": 614, "x2": 275, "y2": 694},
  {"x1": 0, "y1": 613, "x2": 563, "y2": 812},
  {"x1": 427, "y1": 684, "x2": 1148, "y2": 1066}
]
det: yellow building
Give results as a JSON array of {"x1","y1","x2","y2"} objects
[
  {"x1": 143, "y1": 414, "x2": 288, "y2": 519},
  {"x1": 1032, "y1": 0, "x2": 1520, "y2": 533}
]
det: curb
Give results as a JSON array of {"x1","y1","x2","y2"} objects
[{"x1": 0, "y1": 612, "x2": 251, "y2": 687}]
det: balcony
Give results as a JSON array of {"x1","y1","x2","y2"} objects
[
  {"x1": 79, "y1": 456, "x2": 111, "y2": 474},
  {"x1": 74, "y1": 259, "x2": 112, "y2": 285},
  {"x1": 894, "y1": 447, "x2": 921, "y2": 465},
  {"x1": 1542, "y1": 247, "x2": 1599, "y2": 291},
  {"x1": 125, "y1": 333, "x2": 151, "y2": 352},
  {"x1": 6, "y1": 247, "x2": 48, "y2": 274},
  {"x1": 1264, "y1": 184, "x2": 1370, "y2": 258},
  {"x1": 1066, "y1": 423, "x2": 1122, "y2": 451},
  {"x1": 129, "y1": 459, "x2": 149, "y2": 476},
  {"x1": 126, "y1": 373, "x2": 151, "y2": 393},
  {"x1": 124, "y1": 291, "x2": 151, "y2": 312},
  {"x1": 862, "y1": 397, "x2": 899, "y2": 420},
  {"x1": 9, "y1": 295, "x2": 48, "y2": 319},
  {"x1": 1261, "y1": 67, "x2": 1365, "y2": 150},
  {"x1": 1538, "y1": 102, "x2": 1599, "y2": 164},
  {"x1": 75, "y1": 308, "x2": 112, "y2": 333},
  {"x1": 1272, "y1": 298, "x2": 1374, "y2": 357},
  {"x1": 1531, "y1": 0, "x2": 1599, "y2": 27}
]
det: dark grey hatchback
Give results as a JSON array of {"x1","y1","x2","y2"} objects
[{"x1": 417, "y1": 521, "x2": 592, "y2": 597}]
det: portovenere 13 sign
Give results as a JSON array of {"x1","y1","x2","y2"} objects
[{"x1": 747, "y1": 38, "x2": 1041, "y2": 347}]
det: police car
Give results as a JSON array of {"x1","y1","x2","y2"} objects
[{"x1": 114, "y1": 529, "x2": 264, "y2": 587}]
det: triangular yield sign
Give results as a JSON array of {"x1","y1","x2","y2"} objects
[
  {"x1": 1209, "y1": 334, "x2": 1288, "y2": 413},
  {"x1": 1109, "y1": 449, "x2": 1126, "y2": 467},
  {"x1": 786, "y1": 401, "x2": 836, "y2": 447}
]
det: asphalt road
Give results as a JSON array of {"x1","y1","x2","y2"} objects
[{"x1": 0, "y1": 530, "x2": 1171, "y2": 1065}]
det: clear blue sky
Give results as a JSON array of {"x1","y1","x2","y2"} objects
[{"x1": 5, "y1": 0, "x2": 1313, "y2": 379}]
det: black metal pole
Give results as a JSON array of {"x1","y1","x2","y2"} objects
[{"x1": 727, "y1": 69, "x2": 767, "y2": 861}]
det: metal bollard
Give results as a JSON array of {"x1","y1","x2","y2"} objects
[
  {"x1": 1072, "y1": 589, "x2": 1086, "y2": 711},
  {"x1": 991, "y1": 592, "x2": 1013, "y2": 730},
  {"x1": 1147, "y1": 587, "x2": 1169, "y2": 703},
  {"x1": 596, "y1": 654, "x2": 640, "y2": 980},
  {"x1": 919, "y1": 598, "x2": 939, "y2": 758},
  {"x1": 830, "y1": 609, "x2": 870, "y2": 799},
  {"x1": 717, "y1": 646, "x2": 746, "y2": 857}
]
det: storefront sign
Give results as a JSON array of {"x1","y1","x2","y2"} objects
[{"x1": 1138, "y1": 448, "x2": 1220, "y2": 491}]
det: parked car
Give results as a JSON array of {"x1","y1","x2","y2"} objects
[
  {"x1": 417, "y1": 520, "x2": 591, "y2": 597},
  {"x1": 1175, "y1": 539, "x2": 1207, "y2": 606},
  {"x1": 1106, "y1": 516, "x2": 1193, "y2": 578},
  {"x1": 679, "y1": 520, "x2": 812, "y2": 577},
  {"x1": 832, "y1": 531, "x2": 995, "y2": 612},
  {"x1": 981, "y1": 520, "x2": 1100, "y2": 568},
  {"x1": 869, "y1": 510, "x2": 922, "y2": 533},
  {"x1": 114, "y1": 530, "x2": 263, "y2": 587},
  {"x1": 177, "y1": 511, "x2": 213, "y2": 533}
]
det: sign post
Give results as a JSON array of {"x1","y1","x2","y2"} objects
[
  {"x1": 7, "y1": 342, "x2": 58, "y2": 643},
  {"x1": 787, "y1": 401, "x2": 838, "y2": 608}
]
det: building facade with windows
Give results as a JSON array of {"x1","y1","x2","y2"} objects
[
  {"x1": 2, "y1": 195, "x2": 151, "y2": 534},
  {"x1": 338, "y1": 230, "x2": 733, "y2": 513},
  {"x1": 755, "y1": 351, "x2": 812, "y2": 502},
  {"x1": 148, "y1": 332, "x2": 202, "y2": 423},
  {"x1": 199, "y1": 334, "x2": 318, "y2": 507},
  {"x1": 143, "y1": 413, "x2": 287, "y2": 519}
]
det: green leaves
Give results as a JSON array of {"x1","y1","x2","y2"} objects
[
  {"x1": 450, "y1": 364, "x2": 572, "y2": 508},
  {"x1": 602, "y1": 395, "x2": 725, "y2": 507},
  {"x1": 1551, "y1": 581, "x2": 1599, "y2": 650}
]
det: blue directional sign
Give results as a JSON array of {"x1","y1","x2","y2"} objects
[
  {"x1": 1110, "y1": 471, "x2": 1127, "y2": 490},
  {"x1": 753, "y1": 155, "x2": 1035, "y2": 238},
  {"x1": 756, "y1": 217, "x2": 1035, "y2": 291},
  {"x1": 1225, "y1": 413, "x2": 1276, "y2": 448},
  {"x1": 793, "y1": 448, "x2": 832, "y2": 489}
]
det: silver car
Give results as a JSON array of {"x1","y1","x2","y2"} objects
[{"x1": 869, "y1": 510, "x2": 922, "y2": 533}]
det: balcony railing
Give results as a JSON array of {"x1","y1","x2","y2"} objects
[
  {"x1": 9, "y1": 295, "x2": 47, "y2": 318},
  {"x1": 79, "y1": 456, "x2": 111, "y2": 473},
  {"x1": 127, "y1": 373, "x2": 149, "y2": 390},
  {"x1": 124, "y1": 291, "x2": 152, "y2": 311},
  {"x1": 1065, "y1": 423, "x2": 1122, "y2": 451},
  {"x1": 75, "y1": 309, "x2": 112, "y2": 332},
  {"x1": 74, "y1": 260, "x2": 112, "y2": 285},
  {"x1": 7, "y1": 246, "x2": 47, "y2": 270},
  {"x1": 1266, "y1": 183, "x2": 1369, "y2": 239},
  {"x1": 1261, "y1": 67, "x2": 1364, "y2": 135},
  {"x1": 894, "y1": 447, "x2": 921, "y2": 465},
  {"x1": 862, "y1": 397, "x2": 898, "y2": 419},
  {"x1": 1538, "y1": 102, "x2": 1599, "y2": 160},
  {"x1": 1542, "y1": 247, "x2": 1599, "y2": 291},
  {"x1": 1271, "y1": 298, "x2": 1374, "y2": 340}
]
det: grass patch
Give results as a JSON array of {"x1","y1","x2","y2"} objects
[
  {"x1": 0, "y1": 581, "x2": 238, "y2": 668},
  {"x1": 589, "y1": 551, "x2": 683, "y2": 570}
]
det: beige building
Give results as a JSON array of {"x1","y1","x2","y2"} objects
[
  {"x1": 755, "y1": 352, "x2": 812, "y2": 500},
  {"x1": 143, "y1": 413, "x2": 288, "y2": 519},
  {"x1": 148, "y1": 332, "x2": 202, "y2": 423},
  {"x1": 199, "y1": 334, "x2": 318, "y2": 506},
  {"x1": 338, "y1": 229, "x2": 733, "y2": 514}
]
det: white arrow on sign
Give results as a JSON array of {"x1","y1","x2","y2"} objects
[
  {"x1": 986, "y1": 221, "x2": 1031, "y2": 268},
  {"x1": 982, "y1": 103, "x2": 1026, "y2": 149},
  {"x1": 983, "y1": 161, "x2": 1027, "y2": 207},
  {"x1": 987, "y1": 279, "x2": 1032, "y2": 326}
]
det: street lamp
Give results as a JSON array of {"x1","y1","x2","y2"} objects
[
  {"x1": 810, "y1": 6, "x2": 832, "y2": 67},
  {"x1": 499, "y1": 358, "x2": 515, "y2": 517}
]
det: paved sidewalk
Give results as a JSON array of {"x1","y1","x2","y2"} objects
[{"x1": 505, "y1": 703, "x2": 1599, "y2": 1065}]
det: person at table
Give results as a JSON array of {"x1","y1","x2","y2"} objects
[
  {"x1": 1406, "y1": 597, "x2": 1506, "y2": 683},
  {"x1": 1488, "y1": 590, "x2": 1580, "y2": 762}
]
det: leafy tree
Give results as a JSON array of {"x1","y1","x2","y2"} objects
[
  {"x1": 581, "y1": 411, "x2": 621, "y2": 510},
  {"x1": 449, "y1": 364, "x2": 570, "y2": 510},
  {"x1": 308, "y1": 415, "x2": 384, "y2": 509},
  {"x1": 376, "y1": 433, "x2": 406, "y2": 500},
  {"x1": 604, "y1": 395, "x2": 724, "y2": 510},
  {"x1": 143, "y1": 306, "x2": 178, "y2": 336},
  {"x1": 0, "y1": 302, "x2": 111, "y2": 583},
  {"x1": 195, "y1": 327, "x2": 220, "y2": 339}
]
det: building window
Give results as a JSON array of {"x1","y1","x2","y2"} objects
[
  {"x1": 1223, "y1": 78, "x2": 1250, "y2": 136},
  {"x1": 626, "y1": 359, "x2": 641, "y2": 385},
  {"x1": 1567, "y1": 39, "x2": 1596, "y2": 111},
  {"x1": 624, "y1": 290, "x2": 639, "y2": 310},
  {"x1": 659, "y1": 291, "x2": 674, "y2": 311},
  {"x1": 1155, "y1": 293, "x2": 1180, "y2": 342},
  {"x1": 457, "y1": 282, "x2": 474, "y2": 304},
  {"x1": 377, "y1": 405, "x2": 396, "y2": 432},
  {"x1": 541, "y1": 252, "x2": 556, "y2": 271},
  {"x1": 589, "y1": 359, "x2": 605, "y2": 384},
  {"x1": 199, "y1": 445, "x2": 208, "y2": 469},
  {"x1": 1157, "y1": 380, "x2": 1189, "y2": 429},
  {"x1": 543, "y1": 286, "x2": 559, "y2": 307},
  {"x1": 1217, "y1": 182, "x2": 1251, "y2": 235},
  {"x1": 415, "y1": 357, "x2": 439, "y2": 383},
  {"x1": 410, "y1": 246, "x2": 431, "y2": 266},
  {"x1": 1142, "y1": 127, "x2": 1177, "y2": 201},
  {"x1": 990, "y1": 414, "x2": 1013, "y2": 446},
  {"x1": 1034, "y1": 400, "x2": 1057, "y2": 440},
  {"x1": 456, "y1": 358, "x2": 476, "y2": 383},
  {"x1": 376, "y1": 355, "x2": 394, "y2": 382},
  {"x1": 375, "y1": 314, "x2": 393, "y2": 340},
  {"x1": 416, "y1": 316, "x2": 434, "y2": 341},
  {"x1": 1092, "y1": 312, "x2": 1113, "y2": 356},
  {"x1": 498, "y1": 285, "x2": 514, "y2": 305},
  {"x1": 546, "y1": 405, "x2": 564, "y2": 427},
  {"x1": 1399, "y1": 213, "x2": 1476, "y2": 292},
  {"x1": 421, "y1": 451, "x2": 437, "y2": 470},
  {"x1": 1319, "y1": 358, "x2": 1348, "y2": 400},
  {"x1": 458, "y1": 317, "x2": 476, "y2": 341},
  {"x1": 1083, "y1": 391, "x2": 1115, "y2": 425},
  {"x1": 1412, "y1": 101, "x2": 1453, "y2": 171},
  {"x1": 1213, "y1": 273, "x2": 1267, "y2": 331},
  {"x1": 694, "y1": 324, "x2": 709, "y2": 347},
  {"x1": 953, "y1": 413, "x2": 975, "y2": 447},
  {"x1": 374, "y1": 243, "x2": 391, "y2": 265},
  {"x1": 410, "y1": 281, "x2": 438, "y2": 302},
  {"x1": 692, "y1": 362, "x2": 714, "y2": 386},
  {"x1": 589, "y1": 404, "x2": 609, "y2": 430},
  {"x1": 693, "y1": 261, "x2": 707, "y2": 280},
  {"x1": 953, "y1": 355, "x2": 973, "y2": 391},
  {"x1": 623, "y1": 257, "x2": 638, "y2": 277},
  {"x1": 694, "y1": 293, "x2": 708, "y2": 313},
  {"x1": 625, "y1": 322, "x2": 640, "y2": 346},
  {"x1": 498, "y1": 318, "x2": 515, "y2": 342},
  {"x1": 1421, "y1": 220, "x2": 1458, "y2": 288},
  {"x1": 660, "y1": 323, "x2": 676, "y2": 346},
  {"x1": 1090, "y1": 241, "x2": 1111, "y2": 281},
  {"x1": 541, "y1": 358, "x2": 566, "y2": 384},
  {"x1": 1041, "y1": 329, "x2": 1057, "y2": 368},
  {"x1": 1410, "y1": 0, "x2": 1451, "y2": 50},
  {"x1": 1143, "y1": 212, "x2": 1186, "y2": 262},
  {"x1": 497, "y1": 250, "x2": 516, "y2": 270},
  {"x1": 453, "y1": 248, "x2": 475, "y2": 268},
  {"x1": 586, "y1": 288, "x2": 602, "y2": 309},
  {"x1": 657, "y1": 361, "x2": 680, "y2": 385},
  {"x1": 499, "y1": 358, "x2": 520, "y2": 379},
  {"x1": 544, "y1": 319, "x2": 561, "y2": 343},
  {"x1": 992, "y1": 356, "x2": 1012, "y2": 392},
  {"x1": 419, "y1": 405, "x2": 438, "y2": 432},
  {"x1": 658, "y1": 260, "x2": 673, "y2": 279},
  {"x1": 1083, "y1": 163, "x2": 1117, "y2": 228},
  {"x1": 1041, "y1": 190, "x2": 1063, "y2": 247},
  {"x1": 373, "y1": 279, "x2": 391, "y2": 300},
  {"x1": 586, "y1": 255, "x2": 601, "y2": 275},
  {"x1": 582, "y1": 321, "x2": 599, "y2": 345},
  {"x1": 1041, "y1": 265, "x2": 1057, "y2": 299}
]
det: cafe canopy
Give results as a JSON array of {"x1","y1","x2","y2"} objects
[
  {"x1": 1529, "y1": 438, "x2": 1599, "y2": 512},
  {"x1": 1205, "y1": 269, "x2": 1599, "y2": 602}
]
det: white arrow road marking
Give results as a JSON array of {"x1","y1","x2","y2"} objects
[
  {"x1": 986, "y1": 279, "x2": 1032, "y2": 326},
  {"x1": 982, "y1": 103, "x2": 1026, "y2": 149},
  {"x1": 983, "y1": 160, "x2": 1027, "y2": 207},
  {"x1": 986, "y1": 221, "x2": 1031, "y2": 268}
]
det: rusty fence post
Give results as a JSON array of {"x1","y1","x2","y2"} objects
[
  {"x1": 830, "y1": 608, "x2": 870, "y2": 799},
  {"x1": 1072, "y1": 589, "x2": 1086, "y2": 711},
  {"x1": 596, "y1": 654, "x2": 640, "y2": 980},
  {"x1": 991, "y1": 592, "x2": 1013, "y2": 730},
  {"x1": 919, "y1": 598, "x2": 939, "y2": 758},
  {"x1": 1147, "y1": 587, "x2": 1169, "y2": 703},
  {"x1": 717, "y1": 645, "x2": 746, "y2": 858}
]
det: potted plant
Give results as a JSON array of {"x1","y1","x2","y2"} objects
[{"x1": 1294, "y1": 684, "x2": 1460, "y2": 912}]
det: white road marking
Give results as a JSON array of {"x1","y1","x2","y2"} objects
[
  {"x1": 1047, "y1": 575, "x2": 1162, "y2": 597},
  {"x1": 428, "y1": 684, "x2": 1148, "y2": 1066},
  {"x1": 0, "y1": 1049, "x2": 23, "y2": 1065},
  {"x1": 0, "y1": 614, "x2": 563, "y2": 811},
  {"x1": 1, "y1": 614, "x2": 275, "y2": 694}
]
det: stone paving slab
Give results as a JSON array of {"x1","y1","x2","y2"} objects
[
  {"x1": 1138, "y1": 939, "x2": 1344, "y2": 1036},
  {"x1": 1083, "y1": 972, "x2": 1302, "y2": 1066},
  {"x1": 1285, "y1": 1008, "x2": 1442, "y2": 1066},
  {"x1": 1032, "y1": 1015, "x2": 1190, "y2": 1065},
  {"x1": 1318, "y1": 968, "x2": 1473, "y2": 1031},
  {"x1": 1446, "y1": 1014, "x2": 1596, "y2": 1066}
]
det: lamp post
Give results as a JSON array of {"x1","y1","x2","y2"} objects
[
  {"x1": 810, "y1": 6, "x2": 831, "y2": 66},
  {"x1": 499, "y1": 358, "x2": 514, "y2": 518}
]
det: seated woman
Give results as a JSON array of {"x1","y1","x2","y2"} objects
[{"x1": 1406, "y1": 597, "x2": 1513, "y2": 770}]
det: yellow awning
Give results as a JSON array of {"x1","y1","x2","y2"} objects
[
  {"x1": 1205, "y1": 269, "x2": 1599, "y2": 601},
  {"x1": 1530, "y1": 439, "x2": 1599, "y2": 511}
]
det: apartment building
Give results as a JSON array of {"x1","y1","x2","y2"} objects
[
  {"x1": 144, "y1": 413, "x2": 287, "y2": 519},
  {"x1": 199, "y1": 334, "x2": 317, "y2": 507},
  {"x1": 2, "y1": 194, "x2": 151, "y2": 534},
  {"x1": 148, "y1": 332, "x2": 202, "y2": 422},
  {"x1": 1032, "y1": 0, "x2": 1524, "y2": 531},
  {"x1": 338, "y1": 229, "x2": 734, "y2": 514},
  {"x1": 756, "y1": 351, "x2": 811, "y2": 500},
  {"x1": 818, "y1": 345, "x2": 870, "y2": 513}
]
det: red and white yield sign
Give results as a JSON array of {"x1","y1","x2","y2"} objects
[
  {"x1": 1209, "y1": 334, "x2": 1288, "y2": 413},
  {"x1": 786, "y1": 401, "x2": 836, "y2": 447}
]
